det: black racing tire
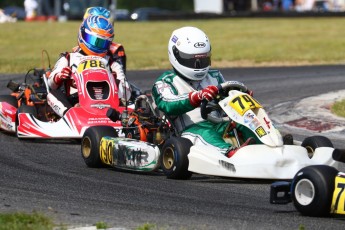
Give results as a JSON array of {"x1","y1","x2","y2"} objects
[
  {"x1": 301, "y1": 136, "x2": 333, "y2": 158},
  {"x1": 0, "y1": 95, "x2": 18, "y2": 108},
  {"x1": 291, "y1": 165, "x2": 338, "y2": 217},
  {"x1": 160, "y1": 137, "x2": 193, "y2": 180},
  {"x1": 81, "y1": 126, "x2": 118, "y2": 168}
]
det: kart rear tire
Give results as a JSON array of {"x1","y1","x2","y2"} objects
[
  {"x1": 81, "y1": 126, "x2": 117, "y2": 168},
  {"x1": 301, "y1": 136, "x2": 333, "y2": 158},
  {"x1": 0, "y1": 95, "x2": 17, "y2": 108},
  {"x1": 160, "y1": 137, "x2": 193, "y2": 180},
  {"x1": 291, "y1": 165, "x2": 338, "y2": 217}
]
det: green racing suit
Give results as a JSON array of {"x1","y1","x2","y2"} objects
[{"x1": 152, "y1": 69, "x2": 257, "y2": 155}]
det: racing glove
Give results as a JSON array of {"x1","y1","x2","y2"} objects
[
  {"x1": 189, "y1": 85, "x2": 218, "y2": 107},
  {"x1": 247, "y1": 89, "x2": 253, "y2": 96},
  {"x1": 54, "y1": 67, "x2": 72, "y2": 86},
  {"x1": 111, "y1": 62, "x2": 125, "y2": 81}
]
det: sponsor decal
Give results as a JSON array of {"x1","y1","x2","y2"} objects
[
  {"x1": 90, "y1": 103, "x2": 111, "y2": 109},
  {"x1": 219, "y1": 160, "x2": 236, "y2": 172},
  {"x1": 194, "y1": 42, "x2": 206, "y2": 48},
  {"x1": 244, "y1": 112, "x2": 255, "y2": 124},
  {"x1": 249, "y1": 118, "x2": 260, "y2": 130},
  {"x1": 4, "y1": 109, "x2": 14, "y2": 115},
  {"x1": 194, "y1": 53, "x2": 207, "y2": 58},
  {"x1": 52, "y1": 105, "x2": 62, "y2": 115},
  {"x1": 87, "y1": 117, "x2": 114, "y2": 125},
  {"x1": 118, "y1": 144, "x2": 149, "y2": 167},
  {"x1": 255, "y1": 126, "x2": 267, "y2": 137},
  {"x1": 101, "y1": 137, "x2": 157, "y2": 169},
  {"x1": 171, "y1": 35, "x2": 178, "y2": 43}
]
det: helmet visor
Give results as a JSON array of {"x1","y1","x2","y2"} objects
[
  {"x1": 81, "y1": 30, "x2": 111, "y2": 49},
  {"x1": 173, "y1": 46, "x2": 211, "y2": 69}
]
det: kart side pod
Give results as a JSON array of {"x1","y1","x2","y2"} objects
[
  {"x1": 81, "y1": 125, "x2": 160, "y2": 172},
  {"x1": 99, "y1": 136, "x2": 160, "y2": 171}
]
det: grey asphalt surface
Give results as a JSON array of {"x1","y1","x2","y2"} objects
[{"x1": 1, "y1": 65, "x2": 345, "y2": 230}]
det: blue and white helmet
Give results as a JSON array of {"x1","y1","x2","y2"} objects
[
  {"x1": 168, "y1": 26, "x2": 211, "y2": 81},
  {"x1": 78, "y1": 15, "x2": 114, "y2": 57}
]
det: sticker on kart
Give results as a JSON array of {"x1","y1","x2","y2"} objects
[
  {"x1": 100, "y1": 136, "x2": 160, "y2": 171},
  {"x1": 229, "y1": 94, "x2": 262, "y2": 116}
]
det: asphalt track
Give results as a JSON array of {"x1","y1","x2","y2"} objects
[{"x1": 0, "y1": 65, "x2": 345, "y2": 230}]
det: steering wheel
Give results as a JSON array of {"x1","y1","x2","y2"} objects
[
  {"x1": 216, "y1": 81, "x2": 248, "y2": 97},
  {"x1": 200, "y1": 81, "x2": 248, "y2": 123}
]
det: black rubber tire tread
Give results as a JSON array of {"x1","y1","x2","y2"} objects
[
  {"x1": 291, "y1": 165, "x2": 338, "y2": 217},
  {"x1": 81, "y1": 126, "x2": 117, "y2": 168},
  {"x1": 302, "y1": 136, "x2": 334, "y2": 149},
  {"x1": 160, "y1": 137, "x2": 193, "y2": 180}
]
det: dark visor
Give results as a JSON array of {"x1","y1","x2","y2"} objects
[
  {"x1": 81, "y1": 29, "x2": 111, "y2": 49},
  {"x1": 173, "y1": 45, "x2": 211, "y2": 69}
]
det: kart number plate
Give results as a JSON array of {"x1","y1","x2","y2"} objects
[
  {"x1": 229, "y1": 94, "x2": 262, "y2": 116},
  {"x1": 331, "y1": 175, "x2": 345, "y2": 214},
  {"x1": 77, "y1": 60, "x2": 106, "y2": 73},
  {"x1": 100, "y1": 138, "x2": 114, "y2": 166}
]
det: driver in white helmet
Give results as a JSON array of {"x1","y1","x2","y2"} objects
[{"x1": 152, "y1": 26, "x2": 257, "y2": 157}]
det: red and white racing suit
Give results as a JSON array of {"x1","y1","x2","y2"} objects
[{"x1": 47, "y1": 44, "x2": 131, "y2": 117}]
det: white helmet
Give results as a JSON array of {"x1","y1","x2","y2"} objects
[{"x1": 168, "y1": 26, "x2": 211, "y2": 81}]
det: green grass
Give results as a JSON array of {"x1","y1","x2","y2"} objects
[
  {"x1": 332, "y1": 99, "x2": 345, "y2": 117},
  {"x1": 0, "y1": 212, "x2": 54, "y2": 230},
  {"x1": 1, "y1": 18, "x2": 345, "y2": 73}
]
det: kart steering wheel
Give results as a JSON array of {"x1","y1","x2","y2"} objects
[
  {"x1": 217, "y1": 81, "x2": 248, "y2": 97},
  {"x1": 200, "y1": 81, "x2": 248, "y2": 123}
]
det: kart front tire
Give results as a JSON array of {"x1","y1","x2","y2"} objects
[
  {"x1": 291, "y1": 165, "x2": 338, "y2": 217},
  {"x1": 81, "y1": 126, "x2": 117, "y2": 168},
  {"x1": 160, "y1": 137, "x2": 193, "y2": 180},
  {"x1": 302, "y1": 136, "x2": 333, "y2": 158}
]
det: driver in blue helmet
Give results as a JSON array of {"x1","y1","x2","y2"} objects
[{"x1": 47, "y1": 11, "x2": 130, "y2": 117}]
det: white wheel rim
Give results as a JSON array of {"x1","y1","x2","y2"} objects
[{"x1": 295, "y1": 179, "x2": 315, "y2": 206}]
